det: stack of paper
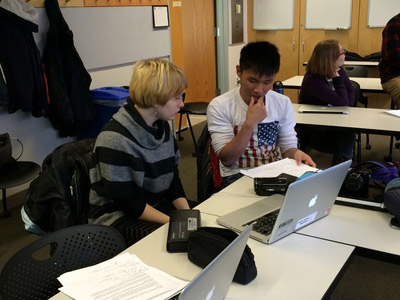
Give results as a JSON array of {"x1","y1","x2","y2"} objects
[
  {"x1": 240, "y1": 157, "x2": 319, "y2": 178},
  {"x1": 386, "y1": 110, "x2": 400, "y2": 118},
  {"x1": 58, "y1": 252, "x2": 188, "y2": 300}
]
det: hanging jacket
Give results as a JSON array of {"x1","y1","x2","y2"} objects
[
  {"x1": 0, "y1": 0, "x2": 48, "y2": 117},
  {"x1": 0, "y1": 67, "x2": 8, "y2": 107},
  {"x1": 43, "y1": 0, "x2": 96, "y2": 137}
]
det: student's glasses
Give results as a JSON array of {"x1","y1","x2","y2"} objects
[{"x1": 339, "y1": 49, "x2": 347, "y2": 56}]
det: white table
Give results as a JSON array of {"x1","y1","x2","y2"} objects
[
  {"x1": 197, "y1": 175, "x2": 400, "y2": 256},
  {"x1": 293, "y1": 103, "x2": 399, "y2": 136},
  {"x1": 282, "y1": 75, "x2": 384, "y2": 94},
  {"x1": 297, "y1": 204, "x2": 400, "y2": 256},
  {"x1": 50, "y1": 213, "x2": 354, "y2": 300}
]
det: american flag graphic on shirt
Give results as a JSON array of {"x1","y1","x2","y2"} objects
[{"x1": 234, "y1": 121, "x2": 282, "y2": 168}]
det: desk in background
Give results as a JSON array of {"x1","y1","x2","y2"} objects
[
  {"x1": 292, "y1": 103, "x2": 398, "y2": 136},
  {"x1": 283, "y1": 77, "x2": 398, "y2": 161},
  {"x1": 282, "y1": 75, "x2": 384, "y2": 94},
  {"x1": 303, "y1": 61, "x2": 379, "y2": 68}
]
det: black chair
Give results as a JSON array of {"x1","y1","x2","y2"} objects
[
  {"x1": 350, "y1": 80, "x2": 364, "y2": 164},
  {"x1": 23, "y1": 139, "x2": 95, "y2": 234},
  {"x1": 0, "y1": 224, "x2": 127, "y2": 300},
  {"x1": 177, "y1": 94, "x2": 208, "y2": 156},
  {"x1": 196, "y1": 124, "x2": 222, "y2": 203},
  {"x1": 344, "y1": 65, "x2": 371, "y2": 150},
  {"x1": 0, "y1": 161, "x2": 40, "y2": 217}
]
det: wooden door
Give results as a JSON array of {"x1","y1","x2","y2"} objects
[
  {"x1": 298, "y1": 0, "x2": 360, "y2": 75},
  {"x1": 169, "y1": 0, "x2": 217, "y2": 103},
  {"x1": 248, "y1": 0, "x2": 301, "y2": 102}
]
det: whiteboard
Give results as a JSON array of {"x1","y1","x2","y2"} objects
[
  {"x1": 253, "y1": 0, "x2": 294, "y2": 30},
  {"x1": 36, "y1": 7, "x2": 170, "y2": 70},
  {"x1": 305, "y1": 0, "x2": 352, "y2": 30},
  {"x1": 367, "y1": 0, "x2": 400, "y2": 28}
]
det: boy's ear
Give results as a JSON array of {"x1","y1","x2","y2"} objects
[{"x1": 236, "y1": 65, "x2": 241, "y2": 76}]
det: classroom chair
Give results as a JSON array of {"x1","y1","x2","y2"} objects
[
  {"x1": 343, "y1": 65, "x2": 371, "y2": 151},
  {"x1": 0, "y1": 224, "x2": 127, "y2": 300},
  {"x1": 177, "y1": 93, "x2": 208, "y2": 156},
  {"x1": 0, "y1": 161, "x2": 41, "y2": 218},
  {"x1": 196, "y1": 124, "x2": 222, "y2": 202}
]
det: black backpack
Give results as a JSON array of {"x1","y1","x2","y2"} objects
[{"x1": 23, "y1": 139, "x2": 94, "y2": 233}]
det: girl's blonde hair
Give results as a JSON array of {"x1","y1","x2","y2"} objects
[{"x1": 129, "y1": 59, "x2": 187, "y2": 107}]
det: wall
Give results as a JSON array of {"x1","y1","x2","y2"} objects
[
  {"x1": 227, "y1": 0, "x2": 247, "y2": 91},
  {"x1": 1, "y1": 5, "x2": 171, "y2": 197}
]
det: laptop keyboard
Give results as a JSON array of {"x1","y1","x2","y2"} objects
[{"x1": 245, "y1": 209, "x2": 280, "y2": 236}]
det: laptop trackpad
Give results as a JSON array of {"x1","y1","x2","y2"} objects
[
  {"x1": 253, "y1": 194, "x2": 283, "y2": 210},
  {"x1": 221, "y1": 194, "x2": 284, "y2": 224}
]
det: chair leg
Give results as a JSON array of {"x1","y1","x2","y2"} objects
[
  {"x1": 363, "y1": 102, "x2": 371, "y2": 150},
  {"x1": 186, "y1": 114, "x2": 197, "y2": 157},
  {"x1": 365, "y1": 134, "x2": 371, "y2": 150},
  {"x1": 2, "y1": 189, "x2": 10, "y2": 218},
  {"x1": 384, "y1": 136, "x2": 394, "y2": 162},
  {"x1": 177, "y1": 112, "x2": 184, "y2": 141},
  {"x1": 356, "y1": 133, "x2": 361, "y2": 165}
]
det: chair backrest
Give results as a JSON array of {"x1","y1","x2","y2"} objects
[
  {"x1": 71, "y1": 152, "x2": 93, "y2": 225},
  {"x1": 23, "y1": 139, "x2": 95, "y2": 234},
  {"x1": 196, "y1": 124, "x2": 222, "y2": 202},
  {"x1": 350, "y1": 79, "x2": 369, "y2": 108},
  {"x1": 0, "y1": 224, "x2": 126, "y2": 300},
  {"x1": 350, "y1": 80, "x2": 362, "y2": 107},
  {"x1": 343, "y1": 65, "x2": 368, "y2": 78}
]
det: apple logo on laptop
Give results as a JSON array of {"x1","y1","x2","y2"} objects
[
  {"x1": 308, "y1": 194, "x2": 318, "y2": 207},
  {"x1": 206, "y1": 285, "x2": 216, "y2": 300}
]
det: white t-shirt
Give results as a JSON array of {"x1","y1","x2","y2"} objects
[{"x1": 207, "y1": 87, "x2": 298, "y2": 177}]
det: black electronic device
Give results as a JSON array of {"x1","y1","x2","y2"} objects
[
  {"x1": 254, "y1": 173, "x2": 297, "y2": 196},
  {"x1": 167, "y1": 209, "x2": 201, "y2": 253}
]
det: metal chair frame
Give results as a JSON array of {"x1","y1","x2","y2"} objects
[
  {"x1": 0, "y1": 161, "x2": 40, "y2": 217},
  {"x1": 177, "y1": 99, "x2": 208, "y2": 156}
]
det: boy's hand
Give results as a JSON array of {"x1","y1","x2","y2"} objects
[{"x1": 244, "y1": 96, "x2": 267, "y2": 129}]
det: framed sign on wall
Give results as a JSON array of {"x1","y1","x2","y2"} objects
[{"x1": 152, "y1": 5, "x2": 169, "y2": 28}]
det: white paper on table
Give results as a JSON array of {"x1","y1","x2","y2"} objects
[
  {"x1": 385, "y1": 110, "x2": 400, "y2": 118},
  {"x1": 240, "y1": 158, "x2": 319, "y2": 178},
  {"x1": 57, "y1": 252, "x2": 188, "y2": 300}
]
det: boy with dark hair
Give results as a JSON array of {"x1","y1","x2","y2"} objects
[{"x1": 207, "y1": 41, "x2": 315, "y2": 187}]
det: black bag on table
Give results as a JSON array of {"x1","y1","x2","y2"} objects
[{"x1": 187, "y1": 227, "x2": 257, "y2": 285}]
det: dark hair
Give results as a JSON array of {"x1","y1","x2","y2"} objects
[{"x1": 239, "y1": 41, "x2": 280, "y2": 77}]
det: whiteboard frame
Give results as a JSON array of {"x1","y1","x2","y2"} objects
[
  {"x1": 253, "y1": 0, "x2": 294, "y2": 30},
  {"x1": 305, "y1": 0, "x2": 352, "y2": 30}
]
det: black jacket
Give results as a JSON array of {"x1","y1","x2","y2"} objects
[
  {"x1": 0, "y1": 3, "x2": 48, "y2": 117},
  {"x1": 43, "y1": 0, "x2": 96, "y2": 136}
]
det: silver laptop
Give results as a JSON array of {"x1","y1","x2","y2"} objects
[
  {"x1": 173, "y1": 224, "x2": 252, "y2": 300},
  {"x1": 298, "y1": 104, "x2": 350, "y2": 114},
  {"x1": 217, "y1": 160, "x2": 352, "y2": 244}
]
